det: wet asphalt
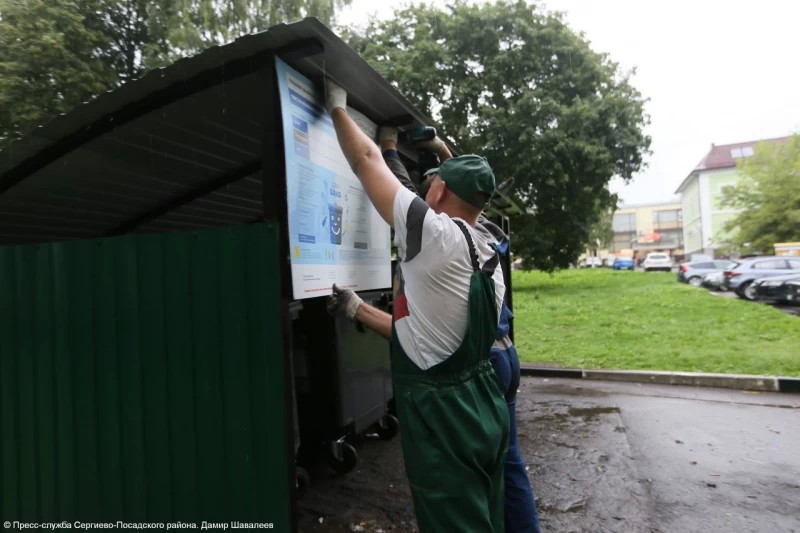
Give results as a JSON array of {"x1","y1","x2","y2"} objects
[
  {"x1": 522, "y1": 378, "x2": 800, "y2": 533},
  {"x1": 297, "y1": 377, "x2": 800, "y2": 532}
]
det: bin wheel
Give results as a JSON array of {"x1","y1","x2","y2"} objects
[
  {"x1": 295, "y1": 466, "x2": 310, "y2": 499},
  {"x1": 328, "y1": 441, "x2": 358, "y2": 474},
  {"x1": 375, "y1": 414, "x2": 399, "y2": 440}
]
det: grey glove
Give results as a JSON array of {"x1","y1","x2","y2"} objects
[
  {"x1": 326, "y1": 283, "x2": 363, "y2": 320},
  {"x1": 325, "y1": 79, "x2": 347, "y2": 115},
  {"x1": 378, "y1": 126, "x2": 398, "y2": 144}
]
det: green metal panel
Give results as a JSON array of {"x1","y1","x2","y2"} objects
[
  {"x1": 0, "y1": 223, "x2": 291, "y2": 528},
  {"x1": 1, "y1": 247, "x2": 19, "y2": 520}
]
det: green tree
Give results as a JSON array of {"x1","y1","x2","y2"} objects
[
  {"x1": 346, "y1": 0, "x2": 651, "y2": 270},
  {"x1": 0, "y1": 0, "x2": 116, "y2": 145},
  {"x1": 0, "y1": 0, "x2": 349, "y2": 147},
  {"x1": 586, "y1": 207, "x2": 615, "y2": 253},
  {"x1": 91, "y1": 0, "x2": 175, "y2": 81},
  {"x1": 157, "y1": 0, "x2": 350, "y2": 68},
  {"x1": 719, "y1": 134, "x2": 800, "y2": 254}
]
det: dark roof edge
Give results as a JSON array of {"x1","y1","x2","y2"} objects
[{"x1": 0, "y1": 18, "x2": 432, "y2": 194}]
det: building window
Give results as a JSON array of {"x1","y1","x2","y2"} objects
[
  {"x1": 611, "y1": 233, "x2": 636, "y2": 253},
  {"x1": 657, "y1": 228, "x2": 683, "y2": 246},
  {"x1": 613, "y1": 213, "x2": 636, "y2": 233},
  {"x1": 653, "y1": 209, "x2": 681, "y2": 230}
]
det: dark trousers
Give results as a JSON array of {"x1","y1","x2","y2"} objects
[{"x1": 490, "y1": 339, "x2": 542, "y2": 533}]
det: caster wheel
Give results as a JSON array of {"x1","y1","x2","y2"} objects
[
  {"x1": 328, "y1": 441, "x2": 358, "y2": 474},
  {"x1": 295, "y1": 466, "x2": 310, "y2": 499},
  {"x1": 375, "y1": 414, "x2": 399, "y2": 440}
]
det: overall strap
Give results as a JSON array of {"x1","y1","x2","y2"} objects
[
  {"x1": 454, "y1": 219, "x2": 500, "y2": 276},
  {"x1": 453, "y1": 219, "x2": 480, "y2": 272}
]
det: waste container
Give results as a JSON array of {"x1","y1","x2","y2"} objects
[{"x1": 292, "y1": 290, "x2": 397, "y2": 474}]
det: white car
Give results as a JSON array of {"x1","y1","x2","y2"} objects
[
  {"x1": 583, "y1": 256, "x2": 602, "y2": 268},
  {"x1": 642, "y1": 252, "x2": 672, "y2": 272}
]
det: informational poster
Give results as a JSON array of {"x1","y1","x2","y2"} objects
[{"x1": 275, "y1": 58, "x2": 392, "y2": 299}]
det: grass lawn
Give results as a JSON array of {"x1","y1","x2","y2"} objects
[{"x1": 511, "y1": 268, "x2": 800, "y2": 377}]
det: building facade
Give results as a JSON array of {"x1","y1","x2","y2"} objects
[
  {"x1": 675, "y1": 136, "x2": 790, "y2": 257},
  {"x1": 580, "y1": 201, "x2": 683, "y2": 266},
  {"x1": 610, "y1": 201, "x2": 684, "y2": 261}
]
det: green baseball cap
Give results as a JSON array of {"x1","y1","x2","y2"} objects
[{"x1": 424, "y1": 154, "x2": 495, "y2": 208}]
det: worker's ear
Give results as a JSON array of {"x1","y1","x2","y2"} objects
[{"x1": 429, "y1": 178, "x2": 450, "y2": 207}]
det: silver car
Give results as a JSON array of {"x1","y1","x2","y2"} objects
[
  {"x1": 722, "y1": 256, "x2": 800, "y2": 300},
  {"x1": 677, "y1": 259, "x2": 736, "y2": 287},
  {"x1": 701, "y1": 270, "x2": 726, "y2": 290}
]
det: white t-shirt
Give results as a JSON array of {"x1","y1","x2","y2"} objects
[{"x1": 392, "y1": 187, "x2": 506, "y2": 370}]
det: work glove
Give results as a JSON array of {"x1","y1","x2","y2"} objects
[
  {"x1": 415, "y1": 135, "x2": 446, "y2": 153},
  {"x1": 326, "y1": 283, "x2": 363, "y2": 320},
  {"x1": 378, "y1": 126, "x2": 398, "y2": 144},
  {"x1": 325, "y1": 79, "x2": 347, "y2": 115}
]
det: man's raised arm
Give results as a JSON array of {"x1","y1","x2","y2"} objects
[{"x1": 325, "y1": 80, "x2": 400, "y2": 228}]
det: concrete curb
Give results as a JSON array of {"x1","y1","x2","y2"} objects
[{"x1": 519, "y1": 364, "x2": 800, "y2": 393}]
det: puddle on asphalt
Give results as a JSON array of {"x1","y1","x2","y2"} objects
[{"x1": 567, "y1": 406, "x2": 621, "y2": 420}]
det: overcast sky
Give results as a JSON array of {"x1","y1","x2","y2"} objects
[{"x1": 337, "y1": 0, "x2": 800, "y2": 206}]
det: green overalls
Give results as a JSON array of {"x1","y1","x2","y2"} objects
[{"x1": 391, "y1": 220, "x2": 510, "y2": 532}]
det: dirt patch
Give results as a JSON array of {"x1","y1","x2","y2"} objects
[{"x1": 296, "y1": 434, "x2": 417, "y2": 532}]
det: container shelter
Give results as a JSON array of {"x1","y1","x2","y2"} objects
[{"x1": 0, "y1": 18, "x2": 438, "y2": 531}]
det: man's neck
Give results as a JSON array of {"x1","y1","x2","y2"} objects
[{"x1": 443, "y1": 207, "x2": 479, "y2": 226}]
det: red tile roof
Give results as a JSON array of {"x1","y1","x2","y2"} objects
[
  {"x1": 675, "y1": 135, "x2": 791, "y2": 194},
  {"x1": 693, "y1": 136, "x2": 790, "y2": 171}
]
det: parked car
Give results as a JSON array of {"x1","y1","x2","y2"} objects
[
  {"x1": 642, "y1": 252, "x2": 672, "y2": 272},
  {"x1": 752, "y1": 272, "x2": 800, "y2": 303},
  {"x1": 722, "y1": 256, "x2": 800, "y2": 300},
  {"x1": 677, "y1": 259, "x2": 736, "y2": 287},
  {"x1": 785, "y1": 281, "x2": 800, "y2": 304},
  {"x1": 582, "y1": 256, "x2": 602, "y2": 268},
  {"x1": 701, "y1": 270, "x2": 726, "y2": 290},
  {"x1": 612, "y1": 256, "x2": 635, "y2": 270}
]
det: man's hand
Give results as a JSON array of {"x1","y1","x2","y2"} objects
[
  {"x1": 325, "y1": 79, "x2": 347, "y2": 115},
  {"x1": 378, "y1": 126, "x2": 398, "y2": 144},
  {"x1": 326, "y1": 283, "x2": 364, "y2": 320},
  {"x1": 415, "y1": 135, "x2": 446, "y2": 154}
]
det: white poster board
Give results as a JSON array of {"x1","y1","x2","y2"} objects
[{"x1": 275, "y1": 58, "x2": 392, "y2": 299}]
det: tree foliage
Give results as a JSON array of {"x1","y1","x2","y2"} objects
[
  {"x1": 159, "y1": 0, "x2": 350, "y2": 67},
  {"x1": 586, "y1": 208, "x2": 615, "y2": 252},
  {"x1": 719, "y1": 135, "x2": 800, "y2": 254},
  {"x1": 0, "y1": 0, "x2": 349, "y2": 147},
  {"x1": 0, "y1": 0, "x2": 116, "y2": 145},
  {"x1": 346, "y1": 0, "x2": 651, "y2": 270}
]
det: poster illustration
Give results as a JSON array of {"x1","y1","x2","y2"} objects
[{"x1": 275, "y1": 59, "x2": 392, "y2": 299}]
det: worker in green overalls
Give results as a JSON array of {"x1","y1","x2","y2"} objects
[{"x1": 325, "y1": 80, "x2": 509, "y2": 531}]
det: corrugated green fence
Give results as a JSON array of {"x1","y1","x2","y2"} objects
[{"x1": 0, "y1": 223, "x2": 291, "y2": 528}]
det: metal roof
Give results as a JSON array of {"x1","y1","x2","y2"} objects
[{"x1": 0, "y1": 18, "x2": 433, "y2": 246}]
